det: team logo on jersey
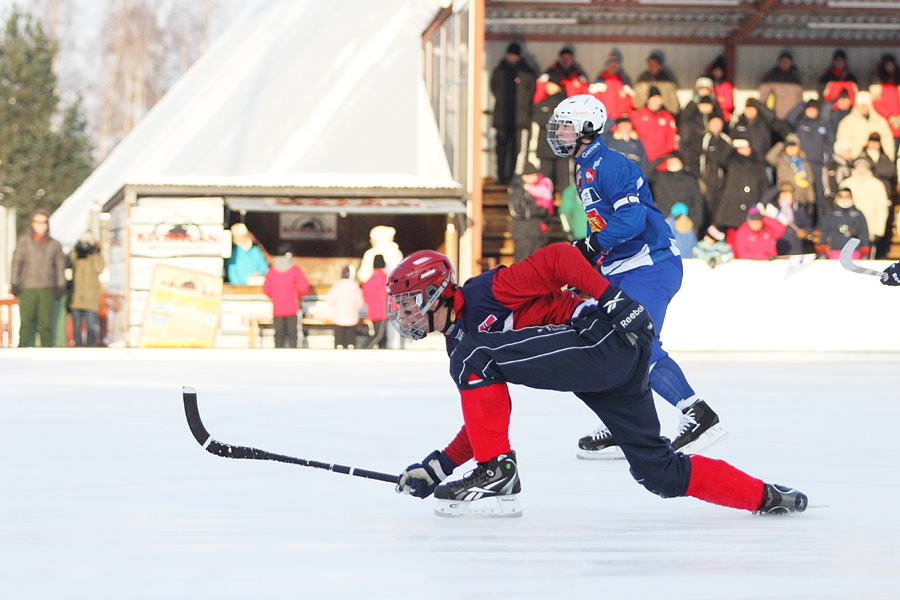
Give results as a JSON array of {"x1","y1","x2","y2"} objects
[
  {"x1": 478, "y1": 314, "x2": 498, "y2": 331},
  {"x1": 586, "y1": 208, "x2": 607, "y2": 232},
  {"x1": 576, "y1": 170, "x2": 582, "y2": 190},
  {"x1": 584, "y1": 168, "x2": 595, "y2": 183}
]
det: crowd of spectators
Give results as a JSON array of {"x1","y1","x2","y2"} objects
[{"x1": 490, "y1": 44, "x2": 900, "y2": 261}]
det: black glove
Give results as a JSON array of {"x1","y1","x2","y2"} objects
[
  {"x1": 598, "y1": 285, "x2": 655, "y2": 347},
  {"x1": 11, "y1": 284, "x2": 20, "y2": 297},
  {"x1": 396, "y1": 450, "x2": 457, "y2": 499},
  {"x1": 572, "y1": 236, "x2": 602, "y2": 265},
  {"x1": 54, "y1": 287, "x2": 66, "y2": 300},
  {"x1": 882, "y1": 262, "x2": 900, "y2": 286}
]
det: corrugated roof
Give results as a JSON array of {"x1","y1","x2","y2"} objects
[{"x1": 485, "y1": 0, "x2": 900, "y2": 45}]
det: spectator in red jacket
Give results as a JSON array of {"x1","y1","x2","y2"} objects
[
  {"x1": 589, "y1": 49, "x2": 634, "y2": 121},
  {"x1": 870, "y1": 53, "x2": 900, "y2": 156},
  {"x1": 706, "y1": 55, "x2": 734, "y2": 123},
  {"x1": 732, "y1": 207, "x2": 787, "y2": 260},
  {"x1": 533, "y1": 46, "x2": 589, "y2": 104},
  {"x1": 262, "y1": 253, "x2": 311, "y2": 348},
  {"x1": 362, "y1": 254, "x2": 389, "y2": 349},
  {"x1": 631, "y1": 86, "x2": 677, "y2": 170}
]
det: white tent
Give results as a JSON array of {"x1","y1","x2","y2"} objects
[{"x1": 50, "y1": 0, "x2": 455, "y2": 247}]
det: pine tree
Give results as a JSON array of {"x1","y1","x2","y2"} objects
[{"x1": 0, "y1": 7, "x2": 93, "y2": 234}]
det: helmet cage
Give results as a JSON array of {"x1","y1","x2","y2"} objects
[
  {"x1": 386, "y1": 251, "x2": 456, "y2": 340},
  {"x1": 547, "y1": 95, "x2": 607, "y2": 157}
]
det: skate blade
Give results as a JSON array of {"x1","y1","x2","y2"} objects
[
  {"x1": 576, "y1": 446, "x2": 625, "y2": 460},
  {"x1": 676, "y1": 425, "x2": 729, "y2": 455},
  {"x1": 434, "y1": 495, "x2": 523, "y2": 518}
]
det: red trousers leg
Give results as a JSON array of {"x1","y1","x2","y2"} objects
[
  {"x1": 459, "y1": 382, "x2": 512, "y2": 462},
  {"x1": 685, "y1": 455, "x2": 765, "y2": 512}
]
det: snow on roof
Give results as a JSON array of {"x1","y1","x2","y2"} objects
[{"x1": 50, "y1": 0, "x2": 452, "y2": 246}]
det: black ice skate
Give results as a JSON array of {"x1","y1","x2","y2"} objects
[
  {"x1": 434, "y1": 451, "x2": 522, "y2": 517},
  {"x1": 755, "y1": 483, "x2": 809, "y2": 515},
  {"x1": 576, "y1": 424, "x2": 625, "y2": 460},
  {"x1": 671, "y1": 399, "x2": 729, "y2": 454}
]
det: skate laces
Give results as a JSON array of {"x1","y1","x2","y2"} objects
[
  {"x1": 676, "y1": 409, "x2": 699, "y2": 437},
  {"x1": 590, "y1": 425, "x2": 612, "y2": 440}
]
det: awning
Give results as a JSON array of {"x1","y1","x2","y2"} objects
[{"x1": 225, "y1": 196, "x2": 467, "y2": 215}]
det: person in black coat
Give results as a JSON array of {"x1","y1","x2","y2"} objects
[
  {"x1": 816, "y1": 187, "x2": 870, "y2": 259},
  {"x1": 730, "y1": 98, "x2": 776, "y2": 165},
  {"x1": 714, "y1": 139, "x2": 770, "y2": 234},
  {"x1": 648, "y1": 152, "x2": 708, "y2": 235},
  {"x1": 787, "y1": 98, "x2": 834, "y2": 224},
  {"x1": 678, "y1": 94, "x2": 724, "y2": 177},
  {"x1": 699, "y1": 116, "x2": 733, "y2": 220},
  {"x1": 490, "y1": 42, "x2": 537, "y2": 185}
]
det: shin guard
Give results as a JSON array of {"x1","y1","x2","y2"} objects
[
  {"x1": 459, "y1": 383, "x2": 512, "y2": 462},
  {"x1": 685, "y1": 455, "x2": 765, "y2": 511}
]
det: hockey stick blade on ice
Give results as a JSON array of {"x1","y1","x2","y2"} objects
[
  {"x1": 839, "y1": 238, "x2": 885, "y2": 278},
  {"x1": 182, "y1": 386, "x2": 399, "y2": 485}
]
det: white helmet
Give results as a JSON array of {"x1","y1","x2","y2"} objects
[{"x1": 547, "y1": 95, "x2": 608, "y2": 157}]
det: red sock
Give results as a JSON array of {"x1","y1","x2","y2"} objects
[
  {"x1": 443, "y1": 425, "x2": 474, "y2": 466},
  {"x1": 685, "y1": 455, "x2": 765, "y2": 511},
  {"x1": 459, "y1": 382, "x2": 512, "y2": 462}
]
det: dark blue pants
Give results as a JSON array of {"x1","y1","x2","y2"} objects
[{"x1": 449, "y1": 312, "x2": 692, "y2": 498}]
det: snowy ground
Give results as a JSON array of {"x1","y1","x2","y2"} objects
[{"x1": 2, "y1": 349, "x2": 899, "y2": 599}]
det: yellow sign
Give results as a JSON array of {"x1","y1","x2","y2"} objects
[{"x1": 139, "y1": 264, "x2": 223, "y2": 348}]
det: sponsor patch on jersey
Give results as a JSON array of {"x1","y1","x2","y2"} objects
[
  {"x1": 585, "y1": 168, "x2": 595, "y2": 183},
  {"x1": 576, "y1": 170, "x2": 582, "y2": 189},
  {"x1": 586, "y1": 208, "x2": 607, "y2": 232},
  {"x1": 478, "y1": 314, "x2": 498, "y2": 331}
]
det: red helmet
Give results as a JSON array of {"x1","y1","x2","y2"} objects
[{"x1": 387, "y1": 250, "x2": 456, "y2": 340}]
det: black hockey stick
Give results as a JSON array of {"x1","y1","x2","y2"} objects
[
  {"x1": 839, "y1": 238, "x2": 885, "y2": 278},
  {"x1": 182, "y1": 386, "x2": 399, "y2": 485}
]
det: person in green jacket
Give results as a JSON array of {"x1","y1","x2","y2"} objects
[{"x1": 558, "y1": 183, "x2": 588, "y2": 241}]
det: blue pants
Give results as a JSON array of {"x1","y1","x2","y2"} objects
[
  {"x1": 448, "y1": 310, "x2": 692, "y2": 498},
  {"x1": 71, "y1": 309, "x2": 99, "y2": 347}
]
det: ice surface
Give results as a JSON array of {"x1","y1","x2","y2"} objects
[{"x1": 2, "y1": 349, "x2": 899, "y2": 599}]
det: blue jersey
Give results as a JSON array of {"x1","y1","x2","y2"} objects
[{"x1": 574, "y1": 136, "x2": 679, "y2": 275}]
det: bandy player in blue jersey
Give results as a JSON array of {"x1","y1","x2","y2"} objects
[
  {"x1": 546, "y1": 94, "x2": 727, "y2": 459},
  {"x1": 386, "y1": 243, "x2": 806, "y2": 517}
]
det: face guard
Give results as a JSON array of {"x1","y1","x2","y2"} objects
[
  {"x1": 386, "y1": 250, "x2": 456, "y2": 340},
  {"x1": 547, "y1": 94, "x2": 608, "y2": 158}
]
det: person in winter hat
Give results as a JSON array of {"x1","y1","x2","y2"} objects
[
  {"x1": 69, "y1": 230, "x2": 105, "y2": 347},
  {"x1": 358, "y1": 226, "x2": 403, "y2": 284},
  {"x1": 325, "y1": 265, "x2": 364, "y2": 350},
  {"x1": 361, "y1": 254, "x2": 390, "y2": 349},
  {"x1": 263, "y1": 253, "x2": 310, "y2": 348},
  {"x1": 10, "y1": 209, "x2": 66, "y2": 347}
]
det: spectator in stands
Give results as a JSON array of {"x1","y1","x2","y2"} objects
[
  {"x1": 358, "y1": 225, "x2": 403, "y2": 349},
  {"x1": 824, "y1": 88, "x2": 854, "y2": 131},
  {"x1": 766, "y1": 133, "x2": 817, "y2": 225},
  {"x1": 732, "y1": 207, "x2": 787, "y2": 260},
  {"x1": 634, "y1": 50, "x2": 680, "y2": 116},
  {"x1": 840, "y1": 159, "x2": 892, "y2": 257},
  {"x1": 758, "y1": 50, "x2": 804, "y2": 120},
  {"x1": 603, "y1": 114, "x2": 649, "y2": 171},
  {"x1": 699, "y1": 116, "x2": 733, "y2": 218},
  {"x1": 589, "y1": 49, "x2": 633, "y2": 121},
  {"x1": 490, "y1": 42, "x2": 537, "y2": 186},
  {"x1": 835, "y1": 91, "x2": 895, "y2": 163},
  {"x1": 648, "y1": 152, "x2": 708, "y2": 234},
  {"x1": 679, "y1": 90, "x2": 723, "y2": 176},
  {"x1": 705, "y1": 55, "x2": 734, "y2": 123},
  {"x1": 760, "y1": 184, "x2": 814, "y2": 256},
  {"x1": 869, "y1": 53, "x2": 900, "y2": 155},
  {"x1": 507, "y1": 162, "x2": 552, "y2": 262},
  {"x1": 530, "y1": 70, "x2": 570, "y2": 196},
  {"x1": 68, "y1": 231, "x2": 105, "y2": 347},
  {"x1": 819, "y1": 49, "x2": 859, "y2": 106},
  {"x1": 326, "y1": 265, "x2": 364, "y2": 350},
  {"x1": 714, "y1": 138, "x2": 770, "y2": 241},
  {"x1": 557, "y1": 183, "x2": 587, "y2": 242},
  {"x1": 816, "y1": 187, "x2": 871, "y2": 260},
  {"x1": 534, "y1": 46, "x2": 589, "y2": 104},
  {"x1": 786, "y1": 98, "x2": 833, "y2": 222},
  {"x1": 10, "y1": 209, "x2": 66, "y2": 347},
  {"x1": 263, "y1": 253, "x2": 310, "y2": 349},
  {"x1": 856, "y1": 133, "x2": 898, "y2": 259},
  {"x1": 226, "y1": 223, "x2": 269, "y2": 285},
  {"x1": 631, "y1": 86, "x2": 677, "y2": 170},
  {"x1": 824, "y1": 139, "x2": 855, "y2": 204},
  {"x1": 666, "y1": 202, "x2": 698, "y2": 258},
  {"x1": 731, "y1": 98, "x2": 776, "y2": 164},
  {"x1": 361, "y1": 254, "x2": 389, "y2": 349}
]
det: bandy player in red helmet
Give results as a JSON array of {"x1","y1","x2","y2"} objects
[{"x1": 386, "y1": 243, "x2": 808, "y2": 517}]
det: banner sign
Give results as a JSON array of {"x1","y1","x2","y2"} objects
[
  {"x1": 139, "y1": 264, "x2": 223, "y2": 348},
  {"x1": 278, "y1": 212, "x2": 338, "y2": 240}
]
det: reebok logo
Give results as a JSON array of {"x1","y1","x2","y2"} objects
[
  {"x1": 619, "y1": 305, "x2": 644, "y2": 328},
  {"x1": 603, "y1": 290, "x2": 624, "y2": 314}
]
